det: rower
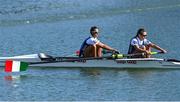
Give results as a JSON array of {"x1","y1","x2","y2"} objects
[
  {"x1": 128, "y1": 28, "x2": 167, "y2": 58},
  {"x1": 79, "y1": 26, "x2": 119, "y2": 58}
]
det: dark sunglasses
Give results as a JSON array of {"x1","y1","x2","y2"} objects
[
  {"x1": 93, "y1": 31, "x2": 99, "y2": 34},
  {"x1": 141, "y1": 34, "x2": 147, "y2": 36}
]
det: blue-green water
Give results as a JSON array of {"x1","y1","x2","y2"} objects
[{"x1": 0, "y1": 0, "x2": 180, "y2": 101}]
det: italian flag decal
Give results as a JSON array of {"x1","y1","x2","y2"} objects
[{"x1": 5, "y1": 60, "x2": 28, "y2": 72}]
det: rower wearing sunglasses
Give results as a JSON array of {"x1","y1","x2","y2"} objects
[
  {"x1": 79, "y1": 26, "x2": 119, "y2": 58},
  {"x1": 128, "y1": 28, "x2": 167, "y2": 58}
]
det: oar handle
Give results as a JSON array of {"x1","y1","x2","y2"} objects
[{"x1": 150, "y1": 51, "x2": 164, "y2": 55}]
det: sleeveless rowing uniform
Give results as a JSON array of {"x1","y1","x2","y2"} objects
[
  {"x1": 79, "y1": 37, "x2": 100, "y2": 57},
  {"x1": 128, "y1": 37, "x2": 151, "y2": 54}
]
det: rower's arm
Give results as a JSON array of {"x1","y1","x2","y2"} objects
[
  {"x1": 134, "y1": 45, "x2": 147, "y2": 52},
  {"x1": 96, "y1": 42, "x2": 116, "y2": 51},
  {"x1": 150, "y1": 43, "x2": 167, "y2": 53}
]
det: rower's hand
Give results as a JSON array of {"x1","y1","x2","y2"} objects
[
  {"x1": 145, "y1": 50, "x2": 151, "y2": 55},
  {"x1": 112, "y1": 49, "x2": 120, "y2": 54},
  {"x1": 161, "y1": 49, "x2": 167, "y2": 53}
]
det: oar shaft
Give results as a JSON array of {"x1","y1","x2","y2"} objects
[
  {"x1": 30, "y1": 56, "x2": 112, "y2": 65},
  {"x1": 112, "y1": 52, "x2": 163, "y2": 59},
  {"x1": 112, "y1": 53, "x2": 144, "y2": 59}
]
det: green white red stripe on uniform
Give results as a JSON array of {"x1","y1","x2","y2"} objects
[{"x1": 5, "y1": 60, "x2": 28, "y2": 72}]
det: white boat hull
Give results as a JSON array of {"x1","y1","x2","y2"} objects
[
  {"x1": 0, "y1": 53, "x2": 180, "y2": 69},
  {"x1": 29, "y1": 59, "x2": 180, "y2": 69}
]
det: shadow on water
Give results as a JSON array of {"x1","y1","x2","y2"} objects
[
  {"x1": 78, "y1": 67, "x2": 180, "y2": 80},
  {"x1": 80, "y1": 69, "x2": 101, "y2": 76},
  {"x1": 32, "y1": 67, "x2": 180, "y2": 79},
  {"x1": 23, "y1": 66, "x2": 180, "y2": 73},
  {"x1": 118, "y1": 68, "x2": 180, "y2": 80}
]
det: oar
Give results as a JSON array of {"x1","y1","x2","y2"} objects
[
  {"x1": 111, "y1": 51, "x2": 163, "y2": 59},
  {"x1": 102, "y1": 49, "x2": 119, "y2": 54}
]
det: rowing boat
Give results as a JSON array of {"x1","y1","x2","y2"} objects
[{"x1": 1, "y1": 53, "x2": 180, "y2": 69}]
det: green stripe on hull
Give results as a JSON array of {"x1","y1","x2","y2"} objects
[{"x1": 20, "y1": 62, "x2": 28, "y2": 71}]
